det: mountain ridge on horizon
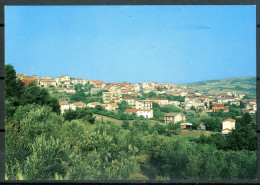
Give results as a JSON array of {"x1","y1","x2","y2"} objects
[{"x1": 185, "y1": 77, "x2": 256, "y2": 98}]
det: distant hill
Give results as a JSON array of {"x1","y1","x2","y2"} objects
[{"x1": 185, "y1": 77, "x2": 256, "y2": 98}]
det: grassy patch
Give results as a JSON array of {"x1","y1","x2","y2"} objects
[{"x1": 178, "y1": 130, "x2": 215, "y2": 137}]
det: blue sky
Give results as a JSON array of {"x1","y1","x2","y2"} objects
[{"x1": 5, "y1": 5, "x2": 256, "y2": 84}]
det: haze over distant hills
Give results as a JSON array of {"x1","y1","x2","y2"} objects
[{"x1": 185, "y1": 77, "x2": 256, "y2": 98}]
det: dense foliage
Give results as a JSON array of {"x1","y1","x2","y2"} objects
[
  {"x1": 5, "y1": 64, "x2": 60, "y2": 115},
  {"x1": 63, "y1": 107, "x2": 95, "y2": 123}
]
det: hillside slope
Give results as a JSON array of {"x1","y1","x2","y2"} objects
[{"x1": 185, "y1": 77, "x2": 256, "y2": 98}]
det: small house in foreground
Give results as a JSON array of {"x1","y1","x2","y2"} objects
[
  {"x1": 180, "y1": 123, "x2": 193, "y2": 129},
  {"x1": 222, "y1": 118, "x2": 236, "y2": 134},
  {"x1": 198, "y1": 122, "x2": 206, "y2": 130},
  {"x1": 164, "y1": 112, "x2": 186, "y2": 124}
]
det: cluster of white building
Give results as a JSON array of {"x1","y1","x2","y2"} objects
[{"x1": 59, "y1": 101, "x2": 87, "y2": 114}]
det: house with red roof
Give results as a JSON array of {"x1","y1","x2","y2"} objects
[
  {"x1": 212, "y1": 103, "x2": 225, "y2": 112},
  {"x1": 70, "y1": 102, "x2": 86, "y2": 110},
  {"x1": 87, "y1": 102, "x2": 101, "y2": 108},
  {"x1": 90, "y1": 80, "x2": 106, "y2": 89},
  {"x1": 55, "y1": 75, "x2": 71, "y2": 87},
  {"x1": 19, "y1": 75, "x2": 39, "y2": 86}
]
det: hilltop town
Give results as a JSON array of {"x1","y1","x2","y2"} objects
[{"x1": 17, "y1": 74, "x2": 257, "y2": 134}]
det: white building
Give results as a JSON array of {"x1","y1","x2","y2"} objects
[
  {"x1": 164, "y1": 112, "x2": 186, "y2": 124},
  {"x1": 56, "y1": 75, "x2": 71, "y2": 86},
  {"x1": 106, "y1": 103, "x2": 118, "y2": 111},
  {"x1": 102, "y1": 92, "x2": 122, "y2": 104},
  {"x1": 59, "y1": 101, "x2": 70, "y2": 114},
  {"x1": 71, "y1": 78, "x2": 84, "y2": 85},
  {"x1": 168, "y1": 101, "x2": 181, "y2": 106},
  {"x1": 135, "y1": 100, "x2": 153, "y2": 109},
  {"x1": 159, "y1": 98, "x2": 169, "y2": 106},
  {"x1": 122, "y1": 97, "x2": 135, "y2": 106},
  {"x1": 87, "y1": 102, "x2": 101, "y2": 108},
  {"x1": 245, "y1": 103, "x2": 257, "y2": 113},
  {"x1": 230, "y1": 101, "x2": 240, "y2": 106},
  {"x1": 222, "y1": 118, "x2": 236, "y2": 134},
  {"x1": 65, "y1": 88, "x2": 76, "y2": 94},
  {"x1": 125, "y1": 109, "x2": 153, "y2": 119}
]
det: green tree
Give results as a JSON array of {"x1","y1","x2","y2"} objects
[
  {"x1": 74, "y1": 84, "x2": 83, "y2": 92},
  {"x1": 239, "y1": 100, "x2": 245, "y2": 108},
  {"x1": 122, "y1": 120, "x2": 130, "y2": 129},
  {"x1": 63, "y1": 109, "x2": 78, "y2": 121},
  {"x1": 190, "y1": 106, "x2": 196, "y2": 111},
  {"x1": 20, "y1": 83, "x2": 60, "y2": 114},
  {"x1": 63, "y1": 107, "x2": 95, "y2": 123},
  {"x1": 118, "y1": 101, "x2": 131, "y2": 112},
  {"x1": 200, "y1": 117, "x2": 221, "y2": 132},
  {"x1": 24, "y1": 135, "x2": 71, "y2": 179},
  {"x1": 70, "y1": 90, "x2": 87, "y2": 102},
  {"x1": 242, "y1": 113, "x2": 252, "y2": 125},
  {"x1": 209, "y1": 101, "x2": 213, "y2": 109},
  {"x1": 93, "y1": 105, "x2": 105, "y2": 112},
  {"x1": 76, "y1": 107, "x2": 96, "y2": 124},
  {"x1": 5, "y1": 106, "x2": 64, "y2": 174},
  {"x1": 226, "y1": 126, "x2": 256, "y2": 151},
  {"x1": 152, "y1": 102, "x2": 164, "y2": 121},
  {"x1": 161, "y1": 105, "x2": 182, "y2": 113},
  {"x1": 5, "y1": 64, "x2": 24, "y2": 101},
  {"x1": 95, "y1": 90, "x2": 109, "y2": 97}
]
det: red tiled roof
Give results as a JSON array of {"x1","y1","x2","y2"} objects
[
  {"x1": 20, "y1": 76, "x2": 38, "y2": 80},
  {"x1": 40, "y1": 79, "x2": 56, "y2": 82},
  {"x1": 125, "y1": 109, "x2": 138, "y2": 113},
  {"x1": 212, "y1": 104, "x2": 224, "y2": 107},
  {"x1": 222, "y1": 128, "x2": 231, "y2": 131},
  {"x1": 90, "y1": 102, "x2": 100, "y2": 105},
  {"x1": 125, "y1": 109, "x2": 152, "y2": 113},
  {"x1": 73, "y1": 102, "x2": 86, "y2": 106},
  {"x1": 138, "y1": 109, "x2": 152, "y2": 111},
  {"x1": 122, "y1": 97, "x2": 132, "y2": 99},
  {"x1": 59, "y1": 101, "x2": 69, "y2": 105},
  {"x1": 91, "y1": 80, "x2": 105, "y2": 85},
  {"x1": 110, "y1": 103, "x2": 118, "y2": 107},
  {"x1": 57, "y1": 75, "x2": 69, "y2": 78}
]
